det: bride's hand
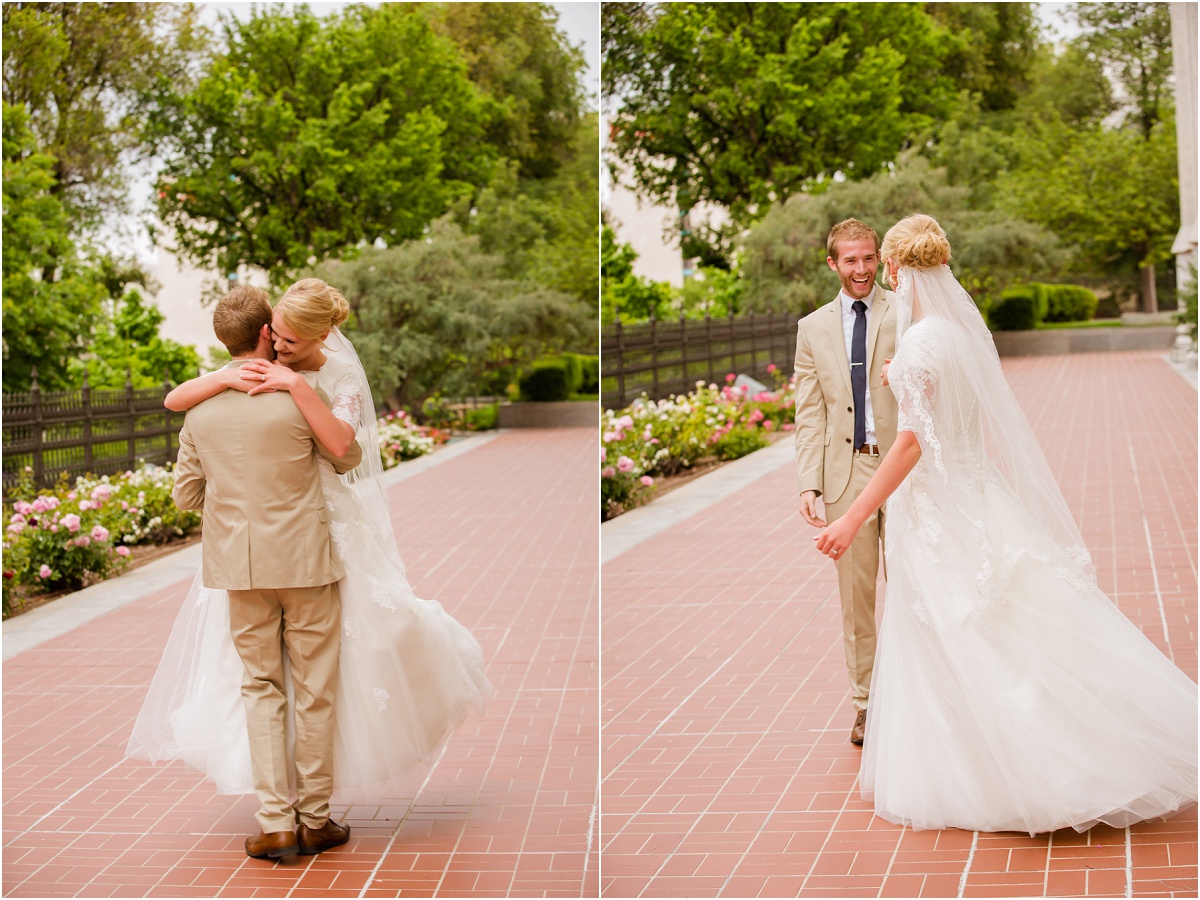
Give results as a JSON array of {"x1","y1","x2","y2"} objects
[
  {"x1": 814, "y1": 515, "x2": 862, "y2": 561},
  {"x1": 240, "y1": 359, "x2": 303, "y2": 395},
  {"x1": 881, "y1": 358, "x2": 892, "y2": 387}
]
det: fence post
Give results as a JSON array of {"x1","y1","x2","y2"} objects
[
  {"x1": 650, "y1": 313, "x2": 661, "y2": 400},
  {"x1": 614, "y1": 318, "x2": 626, "y2": 409},
  {"x1": 82, "y1": 369, "x2": 93, "y2": 473},
  {"x1": 727, "y1": 308, "x2": 737, "y2": 378},
  {"x1": 705, "y1": 315, "x2": 714, "y2": 385},
  {"x1": 748, "y1": 309, "x2": 757, "y2": 375},
  {"x1": 30, "y1": 367, "x2": 44, "y2": 489},
  {"x1": 125, "y1": 368, "x2": 137, "y2": 472},
  {"x1": 679, "y1": 312, "x2": 689, "y2": 393}
]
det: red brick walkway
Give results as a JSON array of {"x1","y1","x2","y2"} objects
[
  {"x1": 3, "y1": 429, "x2": 598, "y2": 898},
  {"x1": 601, "y1": 352, "x2": 1197, "y2": 898}
]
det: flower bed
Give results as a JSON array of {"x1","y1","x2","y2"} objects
[
  {"x1": 2, "y1": 464, "x2": 202, "y2": 617},
  {"x1": 601, "y1": 367, "x2": 796, "y2": 520},
  {"x1": 377, "y1": 410, "x2": 451, "y2": 469}
]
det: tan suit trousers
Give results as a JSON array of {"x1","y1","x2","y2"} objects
[
  {"x1": 823, "y1": 452, "x2": 885, "y2": 712},
  {"x1": 228, "y1": 583, "x2": 342, "y2": 833}
]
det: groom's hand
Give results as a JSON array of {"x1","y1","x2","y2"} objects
[{"x1": 799, "y1": 490, "x2": 826, "y2": 527}]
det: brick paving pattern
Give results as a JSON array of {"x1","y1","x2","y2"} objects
[
  {"x1": 4, "y1": 429, "x2": 598, "y2": 898},
  {"x1": 601, "y1": 351, "x2": 1197, "y2": 898}
]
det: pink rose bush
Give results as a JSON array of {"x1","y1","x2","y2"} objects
[
  {"x1": 1, "y1": 464, "x2": 202, "y2": 617},
  {"x1": 377, "y1": 411, "x2": 450, "y2": 469},
  {"x1": 601, "y1": 369, "x2": 797, "y2": 519}
]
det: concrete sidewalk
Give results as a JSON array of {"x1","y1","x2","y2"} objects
[
  {"x1": 3, "y1": 429, "x2": 599, "y2": 898},
  {"x1": 601, "y1": 351, "x2": 1198, "y2": 898}
]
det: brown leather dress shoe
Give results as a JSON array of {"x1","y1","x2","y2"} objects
[
  {"x1": 850, "y1": 709, "x2": 867, "y2": 746},
  {"x1": 297, "y1": 819, "x2": 350, "y2": 855},
  {"x1": 246, "y1": 830, "x2": 299, "y2": 859}
]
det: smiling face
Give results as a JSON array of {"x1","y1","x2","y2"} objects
[
  {"x1": 827, "y1": 237, "x2": 879, "y2": 301},
  {"x1": 270, "y1": 310, "x2": 327, "y2": 371}
]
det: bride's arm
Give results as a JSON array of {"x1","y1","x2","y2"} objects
[
  {"x1": 164, "y1": 367, "x2": 257, "y2": 411},
  {"x1": 237, "y1": 360, "x2": 357, "y2": 458},
  {"x1": 813, "y1": 431, "x2": 922, "y2": 558}
]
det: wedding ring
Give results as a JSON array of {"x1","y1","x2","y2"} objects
[{"x1": 260, "y1": 374, "x2": 266, "y2": 381}]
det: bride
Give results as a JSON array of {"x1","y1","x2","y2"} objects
[
  {"x1": 815, "y1": 215, "x2": 1197, "y2": 834},
  {"x1": 127, "y1": 278, "x2": 492, "y2": 799}
]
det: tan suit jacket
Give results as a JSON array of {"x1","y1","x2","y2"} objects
[
  {"x1": 173, "y1": 363, "x2": 363, "y2": 590},
  {"x1": 793, "y1": 287, "x2": 898, "y2": 505}
]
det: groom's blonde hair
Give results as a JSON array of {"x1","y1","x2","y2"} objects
[
  {"x1": 827, "y1": 218, "x2": 880, "y2": 263},
  {"x1": 213, "y1": 285, "x2": 273, "y2": 356}
]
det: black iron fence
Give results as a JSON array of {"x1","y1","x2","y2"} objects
[
  {"x1": 601, "y1": 310, "x2": 799, "y2": 409},
  {"x1": 2, "y1": 370, "x2": 184, "y2": 495}
]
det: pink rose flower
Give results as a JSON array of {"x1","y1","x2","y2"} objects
[
  {"x1": 603, "y1": 431, "x2": 615, "y2": 443},
  {"x1": 67, "y1": 491, "x2": 77, "y2": 501},
  {"x1": 7, "y1": 523, "x2": 25, "y2": 534},
  {"x1": 91, "y1": 484, "x2": 113, "y2": 502},
  {"x1": 600, "y1": 466, "x2": 616, "y2": 478},
  {"x1": 31, "y1": 498, "x2": 50, "y2": 513},
  {"x1": 617, "y1": 456, "x2": 634, "y2": 473},
  {"x1": 62, "y1": 514, "x2": 82, "y2": 533},
  {"x1": 782, "y1": 423, "x2": 794, "y2": 431},
  {"x1": 50, "y1": 524, "x2": 58, "y2": 532},
  {"x1": 617, "y1": 415, "x2": 634, "y2": 430},
  {"x1": 763, "y1": 420, "x2": 775, "y2": 431},
  {"x1": 725, "y1": 373, "x2": 736, "y2": 384},
  {"x1": 121, "y1": 501, "x2": 129, "y2": 510},
  {"x1": 38, "y1": 564, "x2": 51, "y2": 579},
  {"x1": 74, "y1": 535, "x2": 91, "y2": 547},
  {"x1": 10, "y1": 513, "x2": 25, "y2": 525},
  {"x1": 115, "y1": 546, "x2": 131, "y2": 557},
  {"x1": 600, "y1": 449, "x2": 607, "y2": 462},
  {"x1": 640, "y1": 475, "x2": 654, "y2": 486},
  {"x1": 14, "y1": 501, "x2": 33, "y2": 516},
  {"x1": 78, "y1": 500, "x2": 91, "y2": 511},
  {"x1": 91, "y1": 525, "x2": 109, "y2": 542},
  {"x1": 767, "y1": 363, "x2": 778, "y2": 373}
]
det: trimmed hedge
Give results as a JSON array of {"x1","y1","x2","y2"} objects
[
  {"x1": 519, "y1": 361, "x2": 571, "y2": 401},
  {"x1": 1043, "y1": 284, "x2": 1098, "y2": 322},
  {"x1": 990, "y1": 293, "x2": 1038, "y2": 331},
  {"x1": 991, "y1": 282, "x2": 1098, "y2": 330}
]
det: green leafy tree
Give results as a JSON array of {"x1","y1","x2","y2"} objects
[
  {"x1": 328, "y1": 217, "x2": 591, "y2": 411},
  {"x1": 995, "y1": 118, "x2": 1179, "y2": 309},
  {"x1": 1073, "y1": 2, "x2": 1173, "y2": 140},
  {"x1": 2, "y1": 102, "x2": 108, "y2": 392},
  {"x1": 150, "y1": 4, "x2": 495, "y2": 283},
  {"x1": 68, "y1": 290, "x2": 201, "y2": 389},
  {"x1": 740, "y1": 153, "x2": 1066, "y2": 315},
  {"x1": 2, "y1": 1, "x2": 207, "y2": 230},
  {"x1": 433, "y1": 2, "x2": 587, "y2": 179},
  {"x1": 462, "y1": 114, "x2": 600, "y2": 316},
  {"x1": 923, "y1": 3, "x2": 1041, "y2": 111},
  {"x1": 603, "y1": 2, "x2": 961, "y2": 264},
  {"x1": 601, "y1": 226, "x2": 672, "y2": 324}
]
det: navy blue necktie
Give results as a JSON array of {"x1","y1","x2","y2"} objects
[{"x1": 851, "y1": 300, "x2": 867, "y2": 449}]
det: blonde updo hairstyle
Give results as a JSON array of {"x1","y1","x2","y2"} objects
[
  {"x1": 880, "y1": 214, "x2": 951, "y2": 271},
  {"x1": 276, "y1": 277, "x2": 350, "y2": 341}
]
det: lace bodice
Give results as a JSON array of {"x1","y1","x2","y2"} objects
[{"x1": 302, "y1": 355, "x2": 364, "y2": 429}]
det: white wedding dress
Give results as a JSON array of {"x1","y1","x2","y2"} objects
[
  {"x1": 859, "y1": 268, "x2": 1197, "y2": 835},
  {"x1": 127, "y1": 346, "x2": 492, "y2": 799}
]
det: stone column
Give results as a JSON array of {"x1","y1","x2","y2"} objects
[{"x1": 1169, "y1": 4, "x2": 1196, "y2": 360}]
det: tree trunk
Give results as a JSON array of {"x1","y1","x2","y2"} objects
[{"x1": 1140, "y1": 262, "x2": 1159, "y2": 314}]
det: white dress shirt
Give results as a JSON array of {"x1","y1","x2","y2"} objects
[{"x1": 839, "y1": 286, "x2": 877, "y2": 446}]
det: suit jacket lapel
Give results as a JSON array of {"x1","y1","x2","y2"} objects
[
  {"x1": 867, "y1": 290, "x2": 889, "y2": 373},
  {"x1": 825, "y1": 298, "x2": 852, "y2": 395}
]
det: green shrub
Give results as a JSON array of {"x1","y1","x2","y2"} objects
[
  {"x1": 713, "y1": 427, "x2": 769, "y2": 460},
  {"x1": 465, "y1": 404, "x2": 498, "y2": 431},
  {"x1": 1043, "y1": 284, "x2": 1098, "y2": 322},
  {"x1": 999, "y1": 285, "x2": 1045, "y2": 323},
  {"x1": 990, "y1": 293, "x2": 1038, "y2": 331},
  {"x1": 559, "y1": 353, "x2": 584, "y2": 394},
  {"x1": 520, "y1": 361, "x2": 571, "y2": 401},
  {"x1": 576, "y1": 355, "x2": 600, "y2": 393}
]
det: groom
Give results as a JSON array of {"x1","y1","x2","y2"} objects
[
  {"x1": 172, "y1": 285, "x2": 362, "y2": 859},
  {"x1": 792, "y1": 219, "x2": 897, "y2": 745}
]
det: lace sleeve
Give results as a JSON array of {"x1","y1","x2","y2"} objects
[
  {"x1": 890, "y1": 323, "x2": 942, "y2": 463},
  {"x1": 322, "y1": 360, "x2": 364, "y2": 427}
]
